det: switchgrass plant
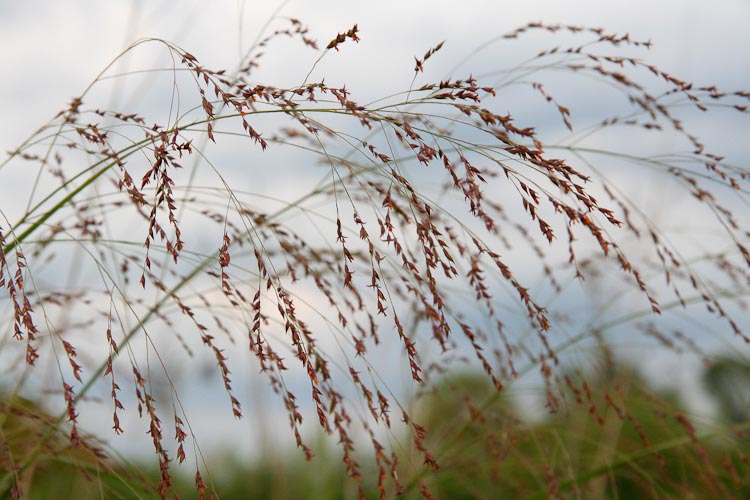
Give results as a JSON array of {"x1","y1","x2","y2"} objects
[{"x1": 1, "y1": 15, "x2": 749, "y2": 499}]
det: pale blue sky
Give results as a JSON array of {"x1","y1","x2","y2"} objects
[
  {"x1": 2, "y1": 0, "x2": 749, "y2": 154},
  {"x1": 1, "y1": 0, "x2": 748, "y2": 461}
]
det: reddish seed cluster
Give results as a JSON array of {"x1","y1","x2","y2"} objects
[
  {"x1": 414, "y1": 41, "x2": 445, "y2": 73},
  {"x1": 0, "y1": 232, "x2": 38, "y2": 365},
  {"x1": 326, "y1": 24, "x2": 360, "y2": 51},
  {"x1": 240, "y1": 18, "x2": 318, "y2": 76}
]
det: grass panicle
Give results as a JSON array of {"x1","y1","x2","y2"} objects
[{"x1": 1, "y1": 16, "x2": 749, "y2": 500}]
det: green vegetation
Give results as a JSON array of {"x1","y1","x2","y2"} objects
[{"x1": 5, "y1": 359, "x2": 749, "y2": 499}]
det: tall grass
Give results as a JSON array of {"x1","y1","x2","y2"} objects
[{"x1": 1, "y1": 15, "x2": 749, "y2": 499}]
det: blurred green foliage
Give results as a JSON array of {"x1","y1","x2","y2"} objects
[
  {"x1": 0, "y1": 394, "x2": 152, "y2": 499},
  {"x1": 3, "y1": 357, "x2": 749, "y2": 499},
  {"x1": 410, "y1": 363, "x2": 750, "y2": 499}
]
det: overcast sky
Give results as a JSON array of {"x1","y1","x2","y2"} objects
[
  {"x1": 1, "y1": 0, "x2": 749, "y2": 155},
  {"x1": 1, "y1": 0, "x2": 749, "y2": 461}
]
